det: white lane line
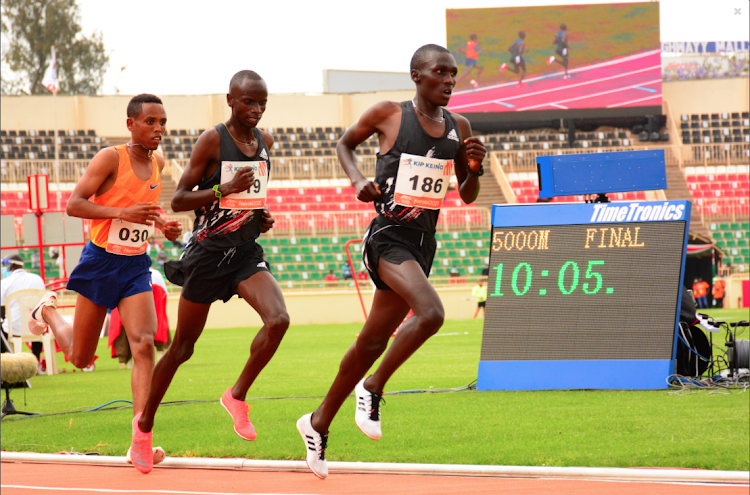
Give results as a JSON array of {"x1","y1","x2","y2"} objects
[
  {"x1": 607, "y1": 94, "x2": 663, "y2": 108},
  {"x1": 449, "y1": 65, "x2": 662, "y2": 110},
  {"x1": 550, "y1": 103, "x2": 569, "y2": 110},
  {"x1": 516, "y1": 78, "x2": 663, "y2": 111},
  {"x1": 0, "y1": 487, "x2": 318, "y2": 495},
  {"x1": 452, "y1": 49, "x2": 661, "y2": 97}
]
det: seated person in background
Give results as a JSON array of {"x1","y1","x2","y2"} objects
[
  {"x1": 156, "y1": 249, "x2": 168, "y2": 268},
  {"x1": 341, "y1": 263, "x2": 352, "y2": 280},
  {"x1": 1, "y1": 255, "x2": 47, "y2": 373},
  {"x1": 324, "y1": 270, "x2": 338, "y2": 286},
  {"x1": 356, "y1": 270, "x2": 369, "y2": 281},
  {"x1": 449, "y1": 266, "x2": 460, "y2": 277}
]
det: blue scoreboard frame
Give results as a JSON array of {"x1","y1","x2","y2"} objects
[{"x1": 478, "y1": 200, "x2": 691, "y2": 391}]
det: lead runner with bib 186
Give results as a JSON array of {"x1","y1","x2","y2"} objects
[
  {"x1": 296, "y1": 44, "x2": 486, "y2": 479},
  {"x1": 27, "y1": 94, "x2": 183, "y2": 474}
]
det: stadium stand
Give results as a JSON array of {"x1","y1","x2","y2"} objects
[{"x1": 680, "y1": 112, "x2": 750, "y2": 145}]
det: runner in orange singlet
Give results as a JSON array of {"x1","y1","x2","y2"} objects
[
  {"x1": 28, "y1": 94, "x2": 182, "y2": 474},
  {"x1": 456, "y1": 34, "x2": 484, "y2": 88}
]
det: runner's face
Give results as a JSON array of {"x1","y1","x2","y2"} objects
[
  {"x1": 228, "y1": 80, "x2": 268, "y2": 129},
  {"x1": 415, "y1": 52, "x2": 458, "y2": 106},
  {"x1": 128, "y1": 103, "x2": 167, "y2": 151}
]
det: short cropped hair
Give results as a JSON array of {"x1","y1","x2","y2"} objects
[
  {"x1": 519, "y1": 31, "x2": 526, "y2": 39},
  {"x1": 410, "y1": 44, "x2": 451, "y2": 71},
  {"x1": 229, "y1": 70, "x2": 264, "y2": 93},
  {"x1": 560, "y1": 24, "x2": 567, "y2": 30},
  {"x1": 127, "y1": 94, "x2": 163, "y2": 118}
]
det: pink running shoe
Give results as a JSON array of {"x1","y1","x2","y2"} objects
[
  {"x1": 127, "y1": 446, "x2": 165, "y2": 466},
  {"x1": 27, "y1": 291, "x2": 57, "y2": 336},
  {"x1": 499, "y1": 63, "x2": 508, "y2": 72},
  {"x1": 547, "y1": 55, "x2": 555, "y2": 65},
  {"x1": 129, "y1": 413, "x2": 153, "y2": 474},
  {"x1": 220, "y1": 388, "x2": 257, "y2": 441}
]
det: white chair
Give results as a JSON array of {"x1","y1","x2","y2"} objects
[{"x1": 5, "y1": 289, "x2": 58, "y2": 375}]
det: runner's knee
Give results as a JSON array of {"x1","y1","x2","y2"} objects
[
  {"x1": 418, "y1": 306, "x2": 444, "y2": 335},
  {"x1": 129, "y1": 332, "x2": 156, "y2": 358},
  {"x1": 170, "y1": 340, "x2": 196, "y2": 364},
  {"x1": 69, "y1": 350, "x2": 97, "y2": 369},
  {"x1": 265, "y1": 311, "x2": 290, "y2": 339}
]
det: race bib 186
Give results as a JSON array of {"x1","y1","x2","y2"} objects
[
  {"x1": 394, "y1": 153, "x2": 453, "y2": 209},
  {"x1": 219, "y1": 160, "x2": 268, "y2": 209},
  {"x1": 106, "y1": 219, "x2": 154, "y2": 255}
]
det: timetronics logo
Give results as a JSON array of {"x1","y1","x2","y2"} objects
[{"x1": 589, "y1": 202, "x2": 685, "y2": 223}]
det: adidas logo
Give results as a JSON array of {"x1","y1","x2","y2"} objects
[
  {"x1": 260, "y1": 149, "x2": 268, "y2": 159},
  {"x1": 447, "y1": 129, "x2": 459, "y2": 142}
]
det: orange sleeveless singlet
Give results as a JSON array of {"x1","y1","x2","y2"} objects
[{"x1": 90, "y1": 145, "x2": 161, "y2": 249}]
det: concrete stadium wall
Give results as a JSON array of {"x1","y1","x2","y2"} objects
[
  {"x1": 163, "y1": 286, "x2": 478, "y2": 329},
  {"x1": 662, "y1": 78, "x2": 749, "y2": 117},
  {"x1": 0, "y1": 90, "x2": 414, "y2": 135},
  {"x1": 4, "y1": 78, "x2": 747, "y2": 136}
]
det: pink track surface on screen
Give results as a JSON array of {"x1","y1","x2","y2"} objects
[{"x1": 447, "y1": 50, "x2": 662, "y2": 114}]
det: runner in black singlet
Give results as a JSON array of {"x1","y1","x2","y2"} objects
[
  {"x1": 548, "y1": 24, "x2": 570, "y2": 79},
  {"x1": 138, "y1": 70, "x2": 290, "y2": 452},
  {"x1": 500, "y1": 31, "x2": 528, "y2": 86},
  {"x1": 296, "y1": 44, "x2": 486, "y2": 479}
]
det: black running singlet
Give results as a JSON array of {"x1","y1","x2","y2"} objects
[
  {"x1": 373, "y1": 101, "x2": 461, "y2": 234},
  {"x1": 190, "y1": 124, "x2": 271, "y2": 249}
]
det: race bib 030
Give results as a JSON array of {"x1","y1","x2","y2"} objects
[
  {"x1": 106, "y1": 219, "x2": 154, "y2": 255},
  {"x1": 394, "y1": 153, "x2": 452, "y2": 210},
  {"x1": 219, "y1": 160, "x2": 268, "y2": 209}
]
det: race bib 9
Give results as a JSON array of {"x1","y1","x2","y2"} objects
[
  {"x1": 394, "y1": 153, "x2": 452, "y2": 210},
  {"x1": 106, "y1": 219, "x2": 154, "y2": 255},
  {"x1": 219, "y1": 160, "x2": 268, "y2": 209}
]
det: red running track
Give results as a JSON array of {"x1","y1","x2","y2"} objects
[
  {"x1": 1, "y1": 462, "x2": 748, "y2": 495},
  {"x1": 447, "y1": 50, "x2": 662, "y2": 113}
]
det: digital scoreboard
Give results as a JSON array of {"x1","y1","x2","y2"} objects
[{"x1": 478, "y1": 200, "x2": 691, "y2": 390}]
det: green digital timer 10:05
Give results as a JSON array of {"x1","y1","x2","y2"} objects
[{"x1": 490, "y1": 260, "x2": 614, "y2": 297}]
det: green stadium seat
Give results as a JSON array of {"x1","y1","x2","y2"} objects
[
  {"x1": 719, "y1": 223, "x2": 730, "y2": 230},
  {"x1": 461, "y1": 258, "x2": 472, "y2": 266},
  {"x1": 738, "y1": 239, "x2": 748, "y2": 247},
  {"x1": 280, "y1": 273, "x2": 290, "y2": 281},
  {"x1": 741, "y1": 222, "x2": 749, "y2": 231},
  {"x1": 723, "y1": 232, "x2": 734, "y2": 239},
  {"x1": 444, "y1": 241, "x2": 455, "y2": 249},
  {"x1": 716, "y1": 240, "x2": 726, "y2": 248},
  {"x1": 734, "y1": 256, "x2": 744, "y2": 264},
  {"x1": 298, "y1": 237, "x2": 309, "y2": 245},
  {"x1": 291, "y1": 272, "x2": 300, "y2": 281},
  {"x1": 471, "y1": 231, "x2": 482, "y2": 239},
  {"x1": 435, "y1": 267, "x2": 446, "y2": 276},
  {"x1": 319, "y1": 237, "x2": 330, "y2": 244},
  {"x1": 278, "y1": 238, "x2": 289, "y2": 245},
  {"x1": 469, "y1": 249, "x2": 478, "y2": 257},
  {"x1": 725, "y1": 240, "x2": 737, "y2": 248},
  {"x1": 741, "y1": 248, "x2": 749, "y2": 256},
  {"x1": 448, "y1": 250, "x2": 458, "y2": 258},
  {"x1": 301, "y1": 246, "x2": 311, "y2": 254},
  {"x1": 730, "y1": 223, "x2": 740, "y2": 230},
  {"x1": 438, "y1": 232, "x2": 452, "y2": 241},
  {"x1": 712, "y1": 232, "x2": 723, "y2": 240},
  {"x1": 460, "y1": 231, "x2": 472, "y2": 240},
  {"x1": 454, "y1": 241, "x2": 465, "y2": 248}
]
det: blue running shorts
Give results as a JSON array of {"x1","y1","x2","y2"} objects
[{"x1": 67, "y1": 242, "x2": 152, "y2": 310}]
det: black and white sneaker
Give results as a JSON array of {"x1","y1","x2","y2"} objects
[
  {"x1": 296, "y1": 413, "x2": 328, "y2": 479},
  {"x1": 354, "y1": 378, "x2": 383, "y2": 440}
]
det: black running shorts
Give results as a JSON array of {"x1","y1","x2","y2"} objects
[
  {"x1": 164, "y1": 240, "x2": 270, "y2": 304},
  {"x1": 362, "y1": 217, "x2": 436, "y2": 291}
]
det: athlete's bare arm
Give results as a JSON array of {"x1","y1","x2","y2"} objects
[
  {"x1": 67, "y1": 147, "x2": 160, "y2": 226},
  {"x1": 171, "y1": 128, "x2": 256, "y2": 212},
  {"x1": 337, "y1": 100, "x2": 402, "y2": 202},
  {"x1": 452, "y1": 114, "x2": 486, "y2": 204},
  {"x1": 259, "y1": 129, "x2": 276, "y2": 233}
]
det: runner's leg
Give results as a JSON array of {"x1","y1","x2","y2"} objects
[
  {"x1": 118, "y1": 291, "x2": 158, "y2": 415},
  {"x1": 364, "y1": 259, "x2": 444, "y2": 393},
  {"x1": 232, "y1": 271, "x2": 290, "y2": 400},
  {"x1": 311, "y1": 286, "x2": 410, "y2": 433},
  {"x1": 138, "y1": 295, "x2": 210, "y2": 432},
  {"x1": 42, "y1": 293, "x2": 106, "y2": 368}
]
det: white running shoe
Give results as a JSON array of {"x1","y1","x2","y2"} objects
[
  {"x1": 470, "y1": 79, "x2": 479, "y2": 89},
  {"x1": 354, "y1": 378, "x2": 382, "y2": 440},
  {"x1": 296, "y1": 413, "x2": 328, "y2": 479},
  {"x1": 27, "y1": 291, "x2": 57, "y2": 336},
  {"x1": 547, "y1": 56, "x2": 555, "y2": 65}
]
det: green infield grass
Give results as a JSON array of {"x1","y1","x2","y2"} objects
[{"x1": 1, "y1": 308, "x2": 747, "y2": 471}]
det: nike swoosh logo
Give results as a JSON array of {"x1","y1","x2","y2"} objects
[{"x1": 149, "y1": 183, "x2": 159, "y2": 190}]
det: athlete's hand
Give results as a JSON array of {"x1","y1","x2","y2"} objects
[
  {"x1": 355, "y1": 179, "x2": 382, "y2": 203},
  {"x1": 161, "y1": 220, "x2": 183, "y2": 241},
  {"x1": 464, "y1": 137, "x2": 487, "y2": 173},
  {"x1": 260, "y1": 209, "x2": 275, "y2": 233},
  {"x1": 223, "y1": 166, "x2": 255, "y2": 195},
  {"x1": 120, "y1": 203, "x2": 161, "y2": 226}
]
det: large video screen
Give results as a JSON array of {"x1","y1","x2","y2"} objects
[{"x1": 446, "y1": 2, "x2": 661, "y2": 124}]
